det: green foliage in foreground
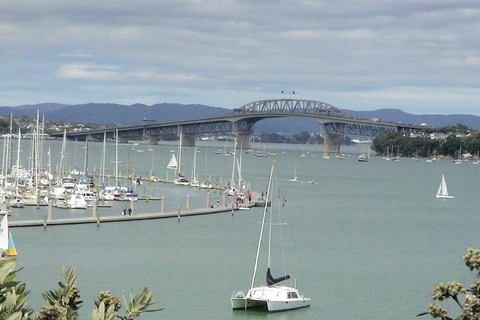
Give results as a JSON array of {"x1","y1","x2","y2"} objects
[
  {"x1": 0, "y1": 260, "x2": 162, "y2": 320},
  {"x1": 418, "y1": 247, "x2": 480, "y2": 320}
]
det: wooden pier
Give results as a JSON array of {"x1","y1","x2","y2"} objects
[{"x1": 9, "y1": 192, "x2": 262, "y2": 228}]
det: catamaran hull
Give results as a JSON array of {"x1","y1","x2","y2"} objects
[
  {"x1": 266, "y1": 298, "x2": 310, "y2": 312},
  {"x1": 231, "y1": 297, "x2": 310, "y2": 312},
  {"x1": 436, "y1": 195, "x2": 455, "y2": 199}
]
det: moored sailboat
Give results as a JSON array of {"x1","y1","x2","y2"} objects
[
  {"x1": 0, "y1": 214, "x2": 17, "y2": 260},
  {"x1": 231, "y1": 163, "x2": 311, "y2": 312}
]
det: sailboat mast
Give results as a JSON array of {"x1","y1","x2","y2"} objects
[
  {"x1": 267, "y1": 183, "x2": 274, "y2": 269},
  {"x1": 178, "y1": 131, "x2": 183, "y2": 176},
  {"x1": 16, "y1": 129, "x2": 21, "y2": 170},
  {"x1": 40, "y1": 113, "x2": 45, "y2": 172},
  {"x1": 115, "y1": 129, "x2": 119, "y2": 186},
  {"x1": 83, "y1": 136, "x2": 89, "y2": 174},
  {"x1": 7, "y1": 113, "x2": 13, "y2": 172},
  {"x1": 48, "y1": 146, "x2": 51, "y2": 178},
  {"x1": 15, "y1": 128, "x2": 21, "y2": 185},
  {"x1": 1, "y1": 138, "x2": 6, "y2": 189},
  {"x1": 230, "y1": 138, "x2": 236, "y2": 186},
  {"x1": 101, "y1": 132, "x2": 106, "y2": 185},
  {"x1": 59, "y1": 129, "x2": 67, "y2": 181},
  {"x1": 238, "y1": 141, "x2": 243, "y2": 189},
  {"x1": 192, "y1": 146, "x2": 197, "y2": 181},
  {"x1": 250, "y1": 162, "x2": 275, "y2": 289}
]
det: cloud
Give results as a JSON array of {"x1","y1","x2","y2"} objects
[
  {"x1": 1, "y1": 0, "x2": 480, "y2": 115},
  {"x1": 56, "y1": 64, "x2": 127, "y2": 81}
]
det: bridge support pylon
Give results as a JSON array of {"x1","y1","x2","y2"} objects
[
  {"x1": 147, "y1": 136, "x2": 159, "y2": 145},
  {"x1": 181, "y1": 133, "x2": 196, "y2": 147},
  {"x1": 235, "y1": 131, "x2": 251, "y2": 149},
  {"x1": 321, "y1": 133, "x2": 342, "y2": 154},
  {"x1": 118, "y1": 136, "x2": 129, "y2": 144}
]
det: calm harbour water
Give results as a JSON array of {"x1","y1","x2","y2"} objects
[{"x1": 8, "y1": 139, "x2": 480, "y2": 319}]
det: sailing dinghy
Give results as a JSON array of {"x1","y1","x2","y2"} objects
[
  {"x1": 436, "y1": 174, "x2": 454, "y2": 199},
  {"x1": 0, "y1": 214, "x2": 17, "y2": 260},
  {"x1": 231, "y1": 162, "x2": 311, "y2": 312}
]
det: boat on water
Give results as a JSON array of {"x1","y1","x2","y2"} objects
[
  {"x1": 112, "y1": 188, "x2": 139, "y2": 201},
  {"x1": 9, "y1": 197, "x2": 25, "y2": 208},
  {"x1": 167, "y1": 153, "x2": 178, "y2": 170},
  {"x1": 254, "y1": 151, "x2": 268, "y2": 158},
  {"x1": 74, "y1": 190, "x2": 96, "y2": 207},
  {"x1": 174, "y1": 175, "x2": 190, "y2": 186},
  {"x1": 65, "y1": 194, "x2": 88, "y2": 209},
  {"x1": 199, "y1": 181, "x2": 213, "y2": 189},
  {"x1": 189, "y1": 146, "x2": 200, "y2": 187},
  {"x1": 358, "y1": 154, "x2": 368, "y2": 162},
  {"x1": 231, "y1": 163, "x2": 311, "y2": 312},
  {"x1": 254, "y1": 196, "x2": 271, "y2": 207},
  {"x1": 0, "y1": 214, "x2": 17, "y2": 260},
  {"x1": 436, "y1": 174, "x2": 454, "y2": 199}
]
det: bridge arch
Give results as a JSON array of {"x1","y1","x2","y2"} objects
[
  {"x1": 229, "y1": 99, "x2": 352, "y2": 151},
  {"x1": 232, "y1": 99, "x2": 350, "y2": 118}
]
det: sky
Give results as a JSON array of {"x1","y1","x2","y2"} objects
[{"x1": 1, "y1": 0, "x2": 480, "y2": 115}]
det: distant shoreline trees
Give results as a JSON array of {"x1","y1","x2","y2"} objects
[{"x1": 371, "y1": 125, "x2": 480, "y2": 158}]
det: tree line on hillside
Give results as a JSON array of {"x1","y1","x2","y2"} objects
[
  {"x1": 371, "y1": 125, "x2": 480, "y2": 158},
  {"x1": 0, "y1": 115, "x2": 106, "y2": 135},
  {"x1": 257, "y1": 132, "x2": 354, "y2": 145}
]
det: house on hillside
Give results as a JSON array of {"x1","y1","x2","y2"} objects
[{"x1": 430, "y1": 132, "x2": 448, "y2": 141}]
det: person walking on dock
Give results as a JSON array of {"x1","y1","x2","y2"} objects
[
  {"x1": 122, "y1": 206, "x2": 127, "y2": 215},
  {"x1": 128, "y1": 207, "x2": 132, "y2": 216}
]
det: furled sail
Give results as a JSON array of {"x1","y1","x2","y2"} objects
[{"x1": 266, "y1": 268, "x2": 290, "y2": 286}]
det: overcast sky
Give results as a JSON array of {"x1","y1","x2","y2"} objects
[{"x1": 1, "y1": 1, "x2": 480, "y2": 115}]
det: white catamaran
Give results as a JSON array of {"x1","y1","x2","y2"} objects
[{"x1": 231, "y1": 162, "x2": 311, "y2": 312}]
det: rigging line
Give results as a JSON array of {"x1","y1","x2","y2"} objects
[
  {"x1": 272, "y1": 168, "x2": 290, "y2": 286},
  {"x1": 250, "y1": 162, "x2": 275, "y2": 289}
]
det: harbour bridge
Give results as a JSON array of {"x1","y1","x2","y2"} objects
[{"x1": 52, "y1": 99, "x2": 426, "y2": 153}]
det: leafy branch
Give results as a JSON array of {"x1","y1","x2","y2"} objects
[
  {"x1": 418, "y1": 248, "x2": 480, "y2": 320},
  {"x1": 0, "y1": 260, "x2": 162, "y2": 320}
]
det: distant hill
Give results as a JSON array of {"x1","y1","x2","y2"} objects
[
  {"x1": 344, "y1": 109, "x2": 480, "y2": 131},
  {"x1": 0, "y1": 103, "x2": 478, "y2": 132},
  {"x1": 0, "y1": 103, "x2": 230, "y2": 126}
]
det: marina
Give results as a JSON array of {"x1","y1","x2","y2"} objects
[{"x1": 5, "y1": 139, "x2": 480, "y2": 320}]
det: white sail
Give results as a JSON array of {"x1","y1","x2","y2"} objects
[
  {"x1": 436, "y1": 174, "x2": 454, "y2": 199},
  {"x1": 167, "y1": 153, "x2": 178, "y2": 169},
  {"x1": 0, "y1": 215, "x2": 8, "y2": 251}
]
